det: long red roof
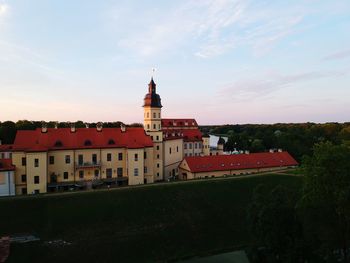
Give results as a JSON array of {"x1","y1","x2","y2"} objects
[
  {"x1": 162, "y1": 128, "x2": 203, "y2": 142},
  {"x1": 12, "y1": 127, "x2": 153, "y2": 152},
  {"x1": 183, "y1": 152, "x2": 298, "y2": 173},
  {"x1": 0, "y1": 145, "x2": 13, "y2": 152},
  {"x1": 162, "y1": 118, "x2": 198, "y2": 128},
  {"x1": 0, "y1": 159, "x2": 15, "y2": 171}
]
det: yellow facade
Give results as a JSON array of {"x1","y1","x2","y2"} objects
[
  {"x1": 163, "y1": 139, "x2": 183, "y2": 180},
  {"x1": 26, "y1": 152, "x2": 48, "y2": 194}
]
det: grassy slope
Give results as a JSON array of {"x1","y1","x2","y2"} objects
[{"x1": 0, "y1": 175, "x2": 302, "y2": 263}]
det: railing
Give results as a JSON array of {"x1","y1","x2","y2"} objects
[{"x1": 75, "y1": 161, "x2": 101, "y2": 169}]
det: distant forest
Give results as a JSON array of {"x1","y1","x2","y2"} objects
[
  {"x1": 201, "y1": 123, "x2": 350, "y2": 161},
  {"x1": 0, "y1": 120, "x2": 143, "y2": 145}
]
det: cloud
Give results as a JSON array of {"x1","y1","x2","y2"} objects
[
  {"x1": 323, "y1": 49, "x2": 350, "y2": 61},
  {"x1": 219, "y1": 70, "x2": 346, "y2": 101},
  {"x1": 113, "y1": 0, "x2": 310, "y2": 59},
  {"x1": 0, "y1": 4, "x2": 8, "y2": 16}
]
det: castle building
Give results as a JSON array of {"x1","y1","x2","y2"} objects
[{"x1": 1, "y1": 78, "x2": 211, "y2": 195}]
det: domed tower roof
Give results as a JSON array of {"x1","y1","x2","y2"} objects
[
  {"x1": 218, "y1": 137, "x2": 225, "y2": 145},
  {"x1": 143, "y1": 77, "x2": 162, "y2": 108}
]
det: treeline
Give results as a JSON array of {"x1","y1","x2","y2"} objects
[
  {"x1": 0, "y1": 120, "x2": 143, "y2": 144},
  {"x1": 248, "y1": 142, "x2": 350, "y2": 262},
  {"x1": 201, "y1": 123, "x2": 350, "y2": 161}
]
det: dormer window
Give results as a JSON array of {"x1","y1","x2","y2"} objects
[
  {"x1": 108, "y1": 139, "x2": 115, "y2": 145},
  {"x1": 54, "y1": 140, "x2": 63, "y2": 147},
  {"x1": 84, "y1": 140, "x2": 92, "y2": 146}
]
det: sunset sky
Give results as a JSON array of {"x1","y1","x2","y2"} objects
[{"x1": 0, "y1": 0, "x2": 349, "y2": 124}]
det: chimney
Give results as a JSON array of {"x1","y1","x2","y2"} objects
[
  {"x1": 96, "y1": 122, "x2": 103, "y2": 132},
  {"x1": 85, "y1": 123, "x2": 89, "y2": 129},
  {"x1": 278, "y1": 149, "x2": 282, "y2": 152},
  {"x1": 54, "y1": 122, "x2": 58, "y2": 129},
  {"x1": 70, "y1": 123, "x2": 76, "y2": 133},
  {"x1": 121, "y1": 124, "x2": 126, "y2": 133},
  {"x1": 42, "y1": 122, "x2": 48, "y2": 133}
]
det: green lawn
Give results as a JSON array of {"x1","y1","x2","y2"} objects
[{"x1": 0, "y1": 174, "x2": 302, "y2": 263}]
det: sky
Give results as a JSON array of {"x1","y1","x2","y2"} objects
[{"x1": 0, "y1": 0, "x2": 349, "y2": 125}]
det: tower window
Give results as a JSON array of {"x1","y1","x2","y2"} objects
[
  {"x1": 134, "y1": 154, "x2": 138, "y2": 161},
  {"x1": 153, "y1": 124, "x2": 156, "y2": 129},
  {"x1": 153, "y1": 113, "x2": 156, "y2": 118},
  {"x1": 147, "y1": 124, "x2": 150, "y2": 130},
  {"x1": 158, "y1": 113, "x2": 160, "y2": 118},
  {"x1": 147, "y1": 112, "x2": 149, "y2": 118},
  {"x1": 107, "y1": 153, "x2": 112, "y2": 162}
]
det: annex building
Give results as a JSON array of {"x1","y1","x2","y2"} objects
[{"x1": 0, "y1": 78, "x2": 297, "y2": 196}]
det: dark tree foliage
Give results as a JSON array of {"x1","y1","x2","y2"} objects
[
  {"x1": 248, "y1": 184, "x2": 307, "y2": 263},
  {"x1": 201, "y1": 123, "x2": 349, "y2": 161}
]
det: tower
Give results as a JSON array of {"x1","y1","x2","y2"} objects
[
  {"x1": 143, "y1": 78, "x2": 164, "y2": 181},
  {"x1": 217, "y1": 137, "x2": 225, "y2": 155}
]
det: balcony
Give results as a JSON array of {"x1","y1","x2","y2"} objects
[{"x1": 75, "y1": 161, "x2": 101, "y2": 169}]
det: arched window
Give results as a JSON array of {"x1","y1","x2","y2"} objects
[
  {"x1": 54, "y1": 140, "x2": 63, "y2": 147},
  {"x1": 108, "y1": 139, "x2": 115, "y2": 145},
  {"x1": 84, "y1": 140, "x2": 92, "y2": 146}
]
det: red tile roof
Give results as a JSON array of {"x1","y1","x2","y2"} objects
[
  {"x1": 12, "y1": 128, "x2": 153, "y2": 152},
  {"x1": 182, "y1": 152, "x2": 298, "y2": 173},
  {"x1": 162, "y1": 128, "x2": 203, "y2": 142},
  {"x1": 162, "y1": 119, "x2": 198, "y2": 128},
  {"x1": 0, "y1": 159, "x2": 15, "y2": 171},
  {"x1": 0, "y1": 145, "x2": 13, "y2": 152}
]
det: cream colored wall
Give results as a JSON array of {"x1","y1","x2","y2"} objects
[
  {"x1": 127, "y1": 148, "x2": 144, "y2": 185},
  {"x1": 26, "y1": 152, "x2": 47, "y2": 194},
  {"x1": 12, "y1": 152, "x2": 27, "y2": 195},
  {"x1": 144, "y1": 147, "x2": 154, "y2": 183},
  {"x1": 47, "y1": 150, "x2": 75, "y2": 183},
  {"x1": 100, "y1": 148, "x2": 127, "y2": 179},
  {"x1": 74, "y1": 149, "x2": 101, "y2": 181},
  {"x1": 144, "y1": 107, "x2": 162, "y2": 132},
  {"x1": 202, "y1": 137, "x2": 210, "y2": 156},
  {"x1": 179, "y1": 164, "x2": 296, "y2": 180},
  {"x1": 183, "y1": 141, "x2": 202, "y2": 157},
  {"x1": 163, "y1": 139, "x2": 183, "y2": 180}
]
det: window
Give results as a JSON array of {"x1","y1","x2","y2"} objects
[
  {"x1": 65, "y1": 155, "x2": 70, "y2": 164},
  {"x1": 157, "y1": 163, "x2": 160, "y2": 168},
  {"x1": 151, "y1": 136, "x2": 153, "y2": 140},
  {"x1": 63, "y1": 172, "x2": 69, "y2": 180},
  {"x1": 49, "y1": 156, "x2": 54, "y2": 165},
  {"x1": 134, "y1": 154, "x2": 138, "y2": 161},
  {"x1": 158, "y1": 113, "x2": 160, "y2": 118},
  {"x1": 34, "y1": 176, "x2": 40, "y2": 184},
  {"x1": 157, "y1": 154, "x2": 160, "y2": 159},
  {"x1": 144, "y1": 166, "x2": 147, "y2": 173},
  {"x1": 147, "y1": 112, "x2": 149, "y2": 118},
  {"x1": 107, "y1": 153, "x2": 112, "y2": 162},
  {"x1": 106, "y1": 168, "x2": 112, "y2": 178},
  {"x1": 144, "y1": 152, "x2": 147, "y2": 159},
  {"x1": 134, "y1": 168, "x2": 139, "y2": 176},
  {"x1": 79, "y1": 170, "x2": 84, "y2": 179},
  {"x1": 195, "y1": 143, "x2": 198, "y2": 149},
  {"x1": 117, "y1": 167, "x2": 123, "y2": 177},
  {"x1": 189, "y1": 144, "x2": 192, "y2": 149},
  {"x1": 108, "y1": 139, "x2": 115, "y2": 145},
  {"x1": 21, "y1": 174, "x2": 26, "y2": 183},
  {"x1": 153, "y1": 112, "x2": 156, "y2": 118},
  {"x1": 185, "y1": 153, "x2": 187, "y2": 157},
  {"x1": 156, "y1": 136, "x2": 159, "y2": 141},
  {"x1": 22, "y1": 157, "x2": 26, "y2": 166},
  {"x1": 84, "y1": 140, "x2": 92, "y2": 146},
  {"x1": 147, "y1": 124, "x2": 150, "y2": 130},
  {"x1": 94, "y1": 170, "x2": 99, "y2": 177},
  {"x1": 177, "y1": 146, "x2": 179, "y2": 152},
  {"x1": 78, "y1": 155, "x2": 83, "y2": 165},
  {"x1": 156, "y1": 145, "x2": 159, "y2": 150},
  {"x1": 189, "y1": 153, "x2": 192, "y2": 156},
  {"x1": 157, "y1": 173, "x2": 159, "y2": 177},
  {"x1": 153, "y1": 124, "x2": 156, "y2": 129},
  {"x1": 159, "y1": 124, "x2": 161, "y2": 129},
  {"x1": 34, "y1": 158, "x2": 39, "y2": 167},
  {"x1": 169, "y1": 148, "x2": 172, "y2": 154},
  {"x1": 118, "y1": 153, "x2": 123, "y2": 161},
  {"x1": 184, "y1": 143, "x2": 187, "y2": 149},
  {"x1": 21, "y1": 188, "x2": 27, "y2": 195},
  {"x1": 92, "y1": 154, "x2": 97, "y2": 164},
  {"x1": 54, "y1": 140, "x2": 63, "y2": 147}
]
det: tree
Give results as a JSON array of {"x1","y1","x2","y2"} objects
[
  {"x1": 300, "y1": 142, "x2": 350, "y2": 262},
  {"x1": 248, "y1": 184, "x2": 306, "y2": 262}
]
